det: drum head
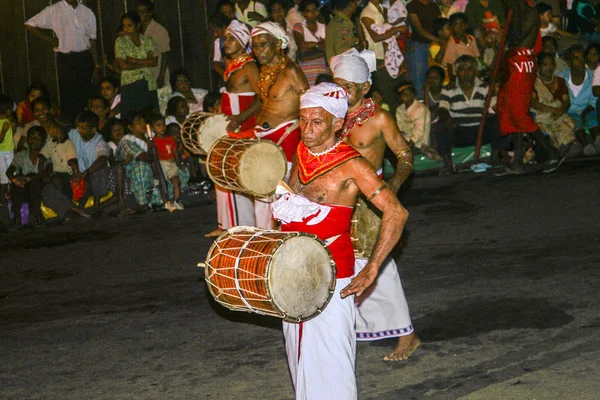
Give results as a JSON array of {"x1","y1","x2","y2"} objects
[
  {"x1": 199, "y1": 114, "x2": 229, "y2": 153},
  {"x1": 239, "y1": 140, "x2": 287, "y2": 196},
  {"x1": 269, "y1": 235, "x2": 335, "y2": 321}
]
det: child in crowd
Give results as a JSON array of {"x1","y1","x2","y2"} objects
[
  {"x1": 149, "y1": 114, "x2": 183, "y2": 211},
  {"x1": 585, "y1": 42, "x2": 600, "y2": 70},
  {"x1": 531, "y1": 52, "x2": 577, "y2": 158},
  {"x1": 430, "y1": 18, "x2": 452, "y2": 86},
  {"x1": 39, "y1": 117, "x2": 78, "y2": 198},
  {"x1": 165, "y1": 96, "x2": 190, "y2": 127},
  {"x1": 0, "y1": 95, "x2": 15, "y2": 207},
  {"x1": 542, "y1": 36, "x2": 569, "y2": 74},
  {"x1": 210, "y1": 13, "x2": 231, "y2": 78},
  {"x1": 439, "y1": 0, "x2": 459, "y2": 19},
  {"x1": 202, "y1": 92, "x2": 222, "y2": 114},
  {"x1": 536, "y1": 3, "x2": 578, "y2": 39},
  {"x1": 100, "y1": 77, "x2": 121, "y2": 119},
  {"x1": 442, "y1": 13, "x2": 480, "y2": 74},
  {"x1": 88, "y1": 96, "x2": 111, "y2": 132},
  {"x1": 105, "y1": 118, "x2": 127, "y2": 157},
  {"x1": 5, "y1": 126, "x2": 47, "y2": 227},
  {"x1": 395, "y1": 83, "x2": 438, "y2": 159},
  {"x1": 102, "y1": 117, "x2": 135, "y2": 217},
  {"x1": 424, "y1": 66, "x2": 446, "y2": 153},
  {"x1": 557, "y1": 45, "x2": 600, "y2": 155},
  {"x1": 369, "y1": 87, "x2": 389, "y2": 111},
  {"x1": 23, "y1": 97, "x2": 65, "y2": 148},
  {"x1": 16, "y1": 84, "x2": 50, "y2": 126}
]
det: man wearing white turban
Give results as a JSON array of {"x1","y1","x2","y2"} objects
[
  {"x1": 227, "y1": 21, "x2": 308, "y2": 230},
  {"x1": 205, "y1": 20, "x2": 261, "y2": 237},
  {"x1": 271, "y1": 82, "x2": 408, "y2": 399},
  {"x1": 331, "y1": 48, "x2": 421, "y2": 361}
]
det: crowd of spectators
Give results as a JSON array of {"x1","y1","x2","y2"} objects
[{"x1": 1, "y1": 0, "x2": 600, "y2": 230}]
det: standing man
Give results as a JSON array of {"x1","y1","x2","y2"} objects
[
  {"x1": 206, "y1": 20, "x2": 261, "y2": 237},
  {"x1": 496, "y1": 0, "x2": 559, "y2": 175},
  {"x1": 136, "y1": 0, "x2": 170, "y2": 89},
  {"x1": 331, "y1": 48, "x2": 420, "y2": 361},
  {"x1": 230, "y1": 22, "x2": 308, "y2": 229},
  {"x1": 325, "y1": 0, "x2": 361, "y2": 64},
  {"x1": 273, "y1": 82, "x2": 408, "y2": 399},
  {"x1": 25, "y1": 0, "x2": 100, "y2": 123}
]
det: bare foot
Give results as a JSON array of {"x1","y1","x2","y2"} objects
[
  {"x1": 204, "y1": 228, "x2": 223, "y2": 238},
  {"x1": 383, "y1": 333, "x2": 420, "y2": 361}
]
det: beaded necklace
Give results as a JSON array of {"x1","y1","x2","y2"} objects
[{"x1": 341, "y1": 97, "x2": 376, "y2": 138}]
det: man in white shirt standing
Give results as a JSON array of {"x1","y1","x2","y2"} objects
[
  {"x1": 25, "y1": 0, "x2": 100, "y2": 123},
  {"x1": 136, "y1": 0, "x2": 171, "y2": 89},
  {"x1": 233, "y1": 0, "x2": 268, "y2": 28}
]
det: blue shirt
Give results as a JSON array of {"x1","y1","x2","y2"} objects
[
  {"x1": 68, "y1": 130, "x2": 109, "y2": 171},
  {"x1": 557, "y1": 68, "x2": 596, "y2": 114}
]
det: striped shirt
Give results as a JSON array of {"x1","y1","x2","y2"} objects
[{"x1": 439, "y1": 78, "x2": 495, "y2": 127}]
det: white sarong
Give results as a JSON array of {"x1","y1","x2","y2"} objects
[
  {"x1": 355, "y1": 257, "x2": 414, "y2": 340},
  {"x1": 283, "y1": 277, "x2": 357, "y2": 400},
  {"x1": 216, "y1": 187, "x2": 255, "y2": 229}
]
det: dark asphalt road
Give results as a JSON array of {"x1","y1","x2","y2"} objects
[{"x1": 1, "y1": 160, "x2": 599, "y2": 400}]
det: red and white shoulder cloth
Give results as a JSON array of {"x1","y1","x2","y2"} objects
[{"x1": 272, "y1": 185, "x2": 357, "y2": 400}]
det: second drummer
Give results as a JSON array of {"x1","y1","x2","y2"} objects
[{"x1": 206, "y1": 20, "x2": 260, "y2": 237}]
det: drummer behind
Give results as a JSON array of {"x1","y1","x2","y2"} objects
[
  {"x1": 206, "y1": 20, "x2": 260, "y2": 237},
  {"x1": 231, "y1": 22, "x2": 309, "y2": 229},
  {"x1": 330, "y1": 48, "x2": 420, "y2": 361},
  {"x1": 272, "y1": 83, "x2": 408, "y2": 399}
]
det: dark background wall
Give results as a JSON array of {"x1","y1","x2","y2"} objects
[{"x1": 0, "y1": 0, "x2": 217, "y2": 105}]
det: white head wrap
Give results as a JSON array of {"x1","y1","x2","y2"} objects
[
  {"x1": 300, "y1": 83, "x2": 349, "y2": 119},
  {"x1": 251, "y1": 22, "x2": 289, "y2": 49},
  {"x1": 330, "y1": 48, "x2": 377, "y2": 84},
  {"x1": 226, "y1": 20, "x2": 251, "y2": 47}
]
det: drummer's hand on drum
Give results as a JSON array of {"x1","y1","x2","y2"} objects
[
  {"x1": 340, "y1": 264, "x2": 379, "y2": 299},
  {"x1": 225, "y1": 115, "x2": 244, "y2": 132}
]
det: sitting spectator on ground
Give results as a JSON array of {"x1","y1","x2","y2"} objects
[
  {"x1": 16, "y1": 84, "x2": 52, "y2": 126},
  {"x1": 531, "y1": 52, "x2": 578, "y2": 158},
  {"x1": 424, "y1": 66, "x2": 445, "y2": 145},
  {"x1": 429, "y1": 18, "x2": 452, "y2": 86},
  {"x1": 115, "y1": 112, "x2": 159, "y2": 212},
  {"x1": 105, "y1": 118, "x2": 127, "y2": 157},
  {"x1": 5, "y1": 126, "x2": 47, "y2": 227},
  {"x1": 442, "y1": 13, "x2": 481, "y2": 76},
  {"x1": 395, "y1": 83, "x2": 437, "y2": 159},
  {"x1": 88, "y1": 96, "x2": 111, "y2": 132},
  {"x1": 202, "y1": 92, "x2": 222, "y2": 114},
  {"x1": 0, "y1": 95, "x2": 15, "y2": 207},
  {"x1": 69, "y1": 111, "x2": 111, "y2": 214},
  {"x1": 149, "y1": 114, "x2": 184, "y2": 211},
  {"x1": 536, "y1": 3, "x2": 578, "y2": 39},
  {"x1": 170, "y1": 69, "x2": 209, "y2": 114},
  {"x1": 22, "y1": 98, "x2": 65, "y2": 150},
  {"x1": 103, "y1": 117, "x2": 135, "y2": 217},
  {"x1": 100, "y1": 76, "x2": 121, "y2": 118},
  {"x1": 38, "y1": 119, "x2": 78, "y2": 200},
  {"x1": 437, "y1": 55, "x2": 505, "y2": 174},
  {"x1": 165, "y1": 96, "x2": 190, "y2": 127},
  {"x1": 542, "y1": 36, "x2": 568, "y2": 74},
  {"x1": 585, "y1": 42, "x2": 600, "y2": 70},
  {"x1": 557, "y1": 44, "x2": 600, "y2": 155}
]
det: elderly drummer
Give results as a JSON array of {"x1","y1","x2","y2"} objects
[
  {"x1": 229, "y1": 21, "x2": 309, "y2": 230},
  {"x1": 331, "y1": 48, "x2": 420, "y2": 361},
  {"x1": 271, "y1": 83, "x2": 408, "y2": 399}
]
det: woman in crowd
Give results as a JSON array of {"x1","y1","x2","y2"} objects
[
  {"x1": 165, "y1": 96, "x2": 190, "y2": 127},
  {"x1": 100, "y1": 76, "x2": 121, "y2": 119},
  {"x1": 16, "y1": 84, "x2": 52, "y2": 126},
  {"x1": 21, "y1": 98, "x2": 64, "y2": 150},
  {"x1": 169, "y1": 69, "x2": 209, "y2": 114},
  {"x1": 293, "y1": 0, "x2": 327, "y2": 87},
  {"x1": 115, "y1": 11, "x2": 159, "y2": 120},
  {"x1": 270, "y1": 0, "x2": 297, "y2": 62}
]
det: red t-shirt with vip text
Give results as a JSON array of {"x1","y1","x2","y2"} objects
[{"x1": 154, "y1": 136, "x2": 177, "y2": 160}]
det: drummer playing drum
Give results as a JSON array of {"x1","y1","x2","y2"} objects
[
  {"x1": 330, "y1": 49, "x2": 420, "y2": 361},
  {"x1": 271, "y1": 83, "x2": 408, "y2": 399}
]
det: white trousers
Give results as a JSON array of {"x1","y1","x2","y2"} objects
[
  {"x1": 215, "y1": 187, "x2": 255, "y2": 229},
  {"x1": 355, "y1": 258, "x2": 414, "y2": 340},
  {"x1": 283, "y1": 278, "x2": 357, "y2": 400}
]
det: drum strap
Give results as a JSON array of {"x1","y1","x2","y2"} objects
[{"x1": 234, "y1": 231, "x2": 263, "y2": 312}]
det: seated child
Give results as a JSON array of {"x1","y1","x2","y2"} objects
[
  {"x1": 531, "y1": 52, "x2": 577, "y2": 157},
  {"x1": 557, "y1": 44, "x2": 600, "y2": 155},
  {"x1": 536, "y1": 3, "x2": 578, "y2": 39},
  {"x1": 23, "y1": 97, "x2": 65, "y2": 149},
  {"x1": 165, "y1": 96, "x2": 190, "y2": 127},
  {"x1": 149, "y1": 114, "x2": 184, "y2": 211},
  {"x1": 5, "y1": 126, "x2": 47, "y2": 227},
  {"x1": 442, "y1": 13, "x2": 481, "y2": 76},
  {"x1": 429, "y1": 18, "x2": 452, "y2": 86},
  {"x1": 202, "y1": 92, "x2": 222, "y2": 114},
  {"x1": 39, "y1": 119, "x2": 78, "y2": 198},
  {"x1": 69, "y1": 111, "x2": 111, "y2": 214},
  {"x1": 88, "y1": 96, "x2": 111, "y2": 132},
  {"x1": 585, "y1": 42, "x2": 600, "y2": 70},
  {"x1": 100, "y1": 76, "x2": 121, "y2": 119},
  {"x1": 0, "y1": 95, "x2": 15, "y2": 207},
  {"x1": 542, "y1": 36, "x2": 569, "y2": 75},
  {"x1": 395, "y1": 83, "x2": 437, "y2": 159}
]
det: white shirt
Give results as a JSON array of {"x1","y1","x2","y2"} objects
[
  {"x1": 235, "y1": 1, "x2": 268, "y2": 28},
  {"x1": 25, "y1": 0, "x2": 97, "y2": 53},
  {"x1": 592, "y1": 66, "x2": 600, "y2": 87},
  {"x1": 568, "y1": 74, "x2": 584, "y2": 97}
]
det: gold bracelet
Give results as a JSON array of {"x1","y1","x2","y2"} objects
[
  {"x1": 396, "y1": 148, "x2": 412, "y2": 159},
  {"x1": 366, "y1": 183, "x2": 387, "y2": 202},
  {"x1": 400, "y1": 160, "x2": 413, "y2": 170}
]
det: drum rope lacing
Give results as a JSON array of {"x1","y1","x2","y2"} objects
[{"x1": 232, "y1": 231, "x2": 264, "y2": 311}]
